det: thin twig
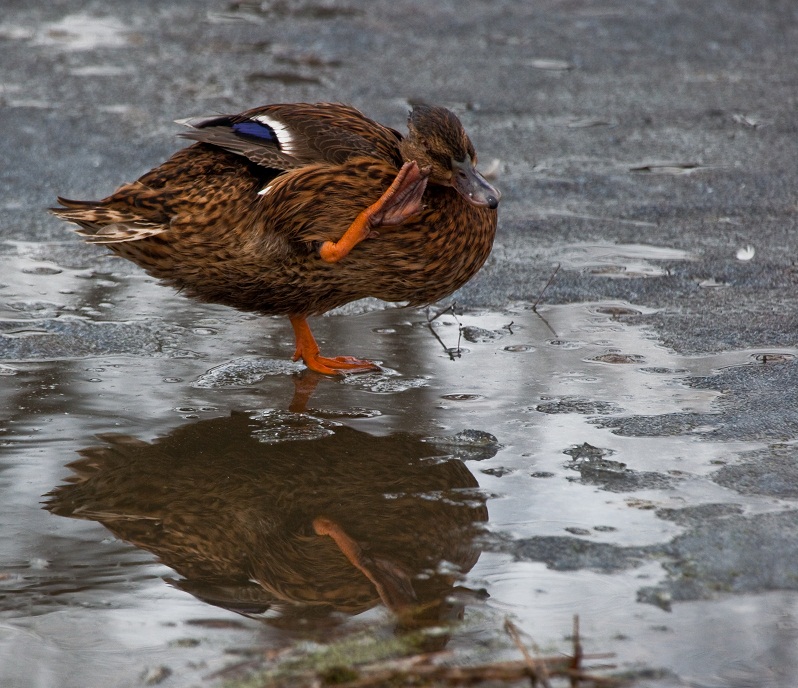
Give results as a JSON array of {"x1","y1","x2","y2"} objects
[
  {"x1": 426, "y1": 303, "x2": 462, "y2": 360},
  {"x1": 533, "y1": 309, "x2": 558, "y2": 338},
  {"x1": 532, "y1": 263, "x2": 560, "y2": 312},
  {"x1": 427, "y1": 322, "x2": 461, "y2": 361},
  {"x1": 428, "y1": 301, "x2": 459, "y2": 323},
  {"x1": 504, "y1": 619, "x2": 552, "y2": 688}
]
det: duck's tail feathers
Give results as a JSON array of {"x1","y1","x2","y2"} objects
[{"x1": 51, "y1": 197, "x2": 166, "y2": 244}]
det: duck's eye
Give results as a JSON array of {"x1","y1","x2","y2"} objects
[{"x1": 451, "y1": 157, "x2": 471, "y2": 176}]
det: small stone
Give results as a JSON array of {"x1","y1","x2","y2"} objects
[{"x1": 142, "y1": 666, "x2": 171, "y2": 685}]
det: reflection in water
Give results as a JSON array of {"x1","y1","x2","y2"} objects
[{"x1": 45, "y1": 412, "x2": 494, "y2": 636}]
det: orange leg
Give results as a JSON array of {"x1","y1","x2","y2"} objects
[
  {"x1": 319, "y1": 160, "x2": 429, "y2": 263},
  {"x1": 290, "y1": 315, "x2": 379, "y2": 375},
  {"x1": 313, "y1": 516, "x2": 416, "y2": 610},
  {"x1": 288, "y1": 369, "x2": 322, "y2": 412}
]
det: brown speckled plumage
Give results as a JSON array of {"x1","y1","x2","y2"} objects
[
  {"x1": 45, "y1": 413, "x2": 491, "y2": 623},
  {"x1": 52, "y1": 102, "x2": 500, "y2": 373}
]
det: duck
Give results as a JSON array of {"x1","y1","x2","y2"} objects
[
  {"x1": 52, "y1": 102, "x2": 500, "y2": 374},
  {"x1": 45, "y1": 413, "x2": 492, "y2": 624}
]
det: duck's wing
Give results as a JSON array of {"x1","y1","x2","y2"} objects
[{"x1": 177, "y1": 102, "x2": 403, "y2": 171}]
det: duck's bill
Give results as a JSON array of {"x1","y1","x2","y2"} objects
[{"x1": 452, "y1": 159, "x2": 501, "y2": 209}]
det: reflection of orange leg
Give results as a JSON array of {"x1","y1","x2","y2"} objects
[
  {"x1": 313, "y1": 516, "x2": 416, "y2": 610},
  {"x1": 319, "y1": 161, "x2": 428, "y2": 263},
  {"x1": 290, "y1": 316, "x2": 379, "y2": 376},
  {"x1": 288, "y1": 369, "x2": 323, "y2": 412}
]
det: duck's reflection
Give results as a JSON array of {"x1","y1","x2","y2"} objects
[{"x1": 46, "y1": 411, "x2": 495, "y2": 633}]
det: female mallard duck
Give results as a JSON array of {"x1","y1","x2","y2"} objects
[
  {"x1": 52, "y1": 102, "x2": 500, "y2": 374},
  {"x1": 46, "y1": 414, "x2": 491, "y2": 624}
]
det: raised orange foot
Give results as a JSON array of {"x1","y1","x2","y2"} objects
[{"x1": 319, "y1": 160, "x2": 429, "y2": 263}]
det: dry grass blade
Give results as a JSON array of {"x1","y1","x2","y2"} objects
[
  {"x1": 319, "y1": 656, "x2": 575, "y2": 687},
  {"x1": 504, "y1": 618, "x2": 552, "y2": 688},
  {"x1": 261, "y1": 652, "x2": 621, "y2": 688},
  {"x1": 253, "y1": 617, "x2": 620, "y2": 688},
  {"x1": 305, "y1": 654, "x2": 623, "y2": 688}
]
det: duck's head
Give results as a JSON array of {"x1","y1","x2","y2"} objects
[{"x1": 399, "y1": 104, "x2": 500, "y2": 210}]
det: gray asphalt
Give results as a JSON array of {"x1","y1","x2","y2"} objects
[
  {"x1": 2, "y1": 1, "x2": 798, "y2": 685},
  {"x1": 9, "y1": 0, "x2": 794, "y2": 491},
  {"x1": 4, "y1": 1, "x2": 798, "y2": 351}
]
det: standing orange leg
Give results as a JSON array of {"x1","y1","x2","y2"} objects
[
  {"x1": 290, "y1": 315, "x2": 379, "y2": 375},
  {"x1": 296, "y1": 162, "x2": 427, "y2": 374},
  {"x1": 319, "y1": 160, "x2": 429, "y2": 263}
]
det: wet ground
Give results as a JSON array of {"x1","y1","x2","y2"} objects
[{"x1": 3, "y1": 1, "x2": 798, "y2": 687}]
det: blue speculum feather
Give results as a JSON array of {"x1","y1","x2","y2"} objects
[{"x1": 232, "y1": 121, "x2": 278, "y2": 142}]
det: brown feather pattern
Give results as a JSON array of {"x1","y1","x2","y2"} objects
[{"x1": 51, "y1": 101, "x2": 499, "y2": 367}]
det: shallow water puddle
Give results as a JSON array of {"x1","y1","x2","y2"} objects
[{"x1": 1, "y1": 245, "x2": 797, "y2": 686}]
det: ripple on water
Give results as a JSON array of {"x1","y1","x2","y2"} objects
[
  {"x1": 589, "y1": 353, "x2": 646, "y2": 364},
  {"x1": 21, "y1": 266, "x2": 63, "y2": 275},
  {"x1": 547, "y1": 339, "x2": 584, "y2": 350}
]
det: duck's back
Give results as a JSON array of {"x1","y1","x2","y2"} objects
[{"x1": 178, "y1": 102, "x2": 404, "y2": 170}]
